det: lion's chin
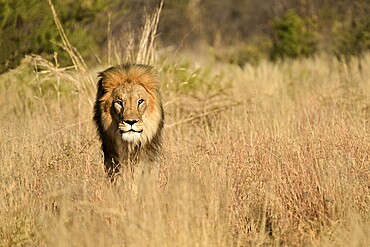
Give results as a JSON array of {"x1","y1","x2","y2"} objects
[{"x1": 121, "y1": 131, "x2": 141, "y2": 142}]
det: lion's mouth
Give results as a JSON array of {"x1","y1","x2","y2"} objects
[
  {"x1": 120, "y1": 129, "x2": 142, "y2": 142},
  {"x1": 121, "y1": 129, "x2": 143, "y2": 134}
]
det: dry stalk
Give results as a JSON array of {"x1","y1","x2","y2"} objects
[
  {"x1": 136, "y1": 0, "x2": 163, "y2": 65},
  {"x1": 47, "y1": 0, "x2": 95, "y2": 101},
  {"x1": 48, "y1": 0, "x2": 87, "y2": 73},
  {"x1": 112, "y1": 26, "x2": 135, "y2": 64},
  {"x1": 107, "y1": 13, "x2": 112, "y2": 65}
]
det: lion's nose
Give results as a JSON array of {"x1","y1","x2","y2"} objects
[{"x1": 123, "y1": 119, "x2": 138, "y2": 126}]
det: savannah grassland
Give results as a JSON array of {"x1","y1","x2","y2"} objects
[
  {"x1": 1, "y1": 8, "x2": 370, "y2": 247},
  {"x1": 1, "y1": 51, "x2": 369, "y2": 246}
]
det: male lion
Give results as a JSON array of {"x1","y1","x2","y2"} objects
[{"x1": 93, "y1": 64, "x2": 164, "y2": 178}]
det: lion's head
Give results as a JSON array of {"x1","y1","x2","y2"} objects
[{"x1": 93, "y1": 64, "x2": 164, "y2": 177}]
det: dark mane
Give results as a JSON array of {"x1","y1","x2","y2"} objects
[{"x1": 93, "y1": 63, "x2": 164, "y2": 178}]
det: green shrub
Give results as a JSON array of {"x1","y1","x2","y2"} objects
[
  {"x1": 228, "y1": 40, "x2": 270, "y2": 67},
  {"x1": 228, "y1": 44, "x2": 261, "y2": 67},
  {"x1": 211, "y1": 36, "x2": 271, "y2": 67},
  {"x1": 162, "y1": 60, "x2": 227, "y2": 96},
  {"x1": 333, "y1": 17, "x2": 370, "y2": 64},
  {"x1": 0, "y1": 0, "x2": 112, "y2": 73},
  {"x1": 270, "y1": 9, "x2": 317, "y2": 61}
]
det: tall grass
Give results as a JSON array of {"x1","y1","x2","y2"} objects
[{"x1": 0, "y1": 3, "x2": 369, "y2": 246}]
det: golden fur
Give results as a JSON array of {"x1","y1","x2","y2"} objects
[{"x1": 93, "y1": 64, "x2": 164, "y2": 177}]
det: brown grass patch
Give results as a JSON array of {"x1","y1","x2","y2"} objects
[{"x1": 0, "y1": 53, "x2": 369, "y2": 246}]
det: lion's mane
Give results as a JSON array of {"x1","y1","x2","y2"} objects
[{"x1": 93, "y1": 64, "x2": 164, "y2": 176}]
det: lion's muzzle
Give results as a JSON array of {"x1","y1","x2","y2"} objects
[
  {"x1": 119, "y1": 120, "x2": 143, "y2": 142},
  {"x1": 123, "y1": 119, "x2": 138, "y2": 126}
]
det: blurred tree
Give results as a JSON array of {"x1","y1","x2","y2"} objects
[
  {"x1": 0, "y1": 0, "x2": 116, "y2": 73},
  {"x1": 0, "y1": 0, "x2": 369, "y2": 73},
  {"x1": 333, "y1": 17, "x2": 370, "y2": 69},
  {"x1": 270, "y1": 9, "x2": 317, "y2": 60}
]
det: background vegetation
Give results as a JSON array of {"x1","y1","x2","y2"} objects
[
  {"x1": 0, "y1": 0, "x2": 369, "y2": 246},
  {"x1": 1, "y1": 0, "x2": 370, "y2": 72}
]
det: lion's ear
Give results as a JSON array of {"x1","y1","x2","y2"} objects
[
  {"x1": 98, "y1": 71, "x2": 104, "y2": 83},
  {"x1": 98, "y1": 71, "x2": 115, "y2": 92},
  {"x1": 98, "y1": 67, "x2": 124, "y2": 91},
  {"x1": 97, "y1": 72, "x2": 107, "y2": 92}
]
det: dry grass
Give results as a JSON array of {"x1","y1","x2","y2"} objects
[
  {"x1": 0, "y1": 53, "x2": 369, "y2": 246},
  {"x1": 0, "y1": 3, "x2": 369, "y2": 246}
]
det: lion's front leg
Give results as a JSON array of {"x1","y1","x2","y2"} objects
[{"x1": 104, "y1": 156, "x2": 121, "y2": 179}]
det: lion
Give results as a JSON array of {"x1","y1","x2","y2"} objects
[{"x1": 93, "y1": 64, "x2": 164, "y2": 178}]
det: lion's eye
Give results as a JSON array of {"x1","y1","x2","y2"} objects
[
  {"x1": 138, "y1": 99, "x2": 144, "y2": 105},
  {"x1": 115, "y1": 99, "x2": 123, "y2": 107}
]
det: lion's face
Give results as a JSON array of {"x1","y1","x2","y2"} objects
[
  {"x1": 111, "y1": 84, "x2": 149, "y2": 142},
  {"x1": 95, "y1": 64, "x2": 163, "y2": 148}
]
